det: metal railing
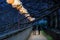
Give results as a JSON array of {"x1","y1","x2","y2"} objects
[{"x1": 0, "y1": 3, "x2": 59, "y2": 32}]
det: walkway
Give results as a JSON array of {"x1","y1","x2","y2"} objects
[{"x1": 28, "y1": 31, "x2": 47, "y2": 40}]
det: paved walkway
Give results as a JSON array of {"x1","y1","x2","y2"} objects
[
  {"x1": 4, "y1": 28, "x2": 32, "y2": 40},
  {"x1": 28, "y1": 31, "x2": 47, "y2": 40}
]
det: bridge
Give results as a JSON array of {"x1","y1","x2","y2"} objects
[{"x1": 0, "y1": 0, "x2": 60, "y2": 40}]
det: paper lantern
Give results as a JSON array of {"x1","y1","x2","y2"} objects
[{"x1": 6, "y1": 0, "x2": 14, "y2": 4}]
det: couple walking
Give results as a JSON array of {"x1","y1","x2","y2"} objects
[{"x1": 32, "y1": 24, "x2": 41, "y2": 35}]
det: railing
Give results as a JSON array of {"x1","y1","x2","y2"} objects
[
  {"x1": 0, "y1": 23, "x2": 32, "y2": 40},
  {"x1": 0, "y1": 1, "x2": 32, "y2": 39},
  {"x1": 1, "y1": 3, "x2": 58, "y2": 33}
]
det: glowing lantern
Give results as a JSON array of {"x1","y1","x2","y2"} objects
[
  {"x1": 6, "y1": 0, "x2": 14, "y2": 4},
  {"x1": 6, "y1": 0, "x2": 35, "y2": 21}
]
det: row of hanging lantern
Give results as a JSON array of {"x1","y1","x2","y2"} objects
[{"x1": 6, "y1": 0, "x2": 35, "y2": 21}]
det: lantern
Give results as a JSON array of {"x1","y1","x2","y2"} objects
[{"x1": 6, "y1": 0, "x2": 14, "y2": 4}]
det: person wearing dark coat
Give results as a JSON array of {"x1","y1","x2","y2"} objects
[
  {"x1": 38, "y1": 25, "x2": 41, "y2": 35},
  {"x1": 32, "y1": 25, "x2": 36, "y2": 35}
]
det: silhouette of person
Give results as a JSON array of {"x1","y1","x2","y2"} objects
[
  {"x1": 32, "y1": 25, "x2": 36, "y2": 35},
  {"x1": 38, "y1": 25, "x2": 41, "y2": 35}
]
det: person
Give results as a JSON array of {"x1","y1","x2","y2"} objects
[
  {"x1": 32, "y1": 25, "x2": 36, "y2": 35},
  {"x1": 38, "y1": 25, "x2": 41, "y2": 35}
]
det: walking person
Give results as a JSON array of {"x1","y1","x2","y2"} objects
[
  {"x1": 32, "y1": 25, "x2": 36, "y2": 35},
  {"x1": 38, "y1": 25, "x2": 41, "y2": 35}
]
